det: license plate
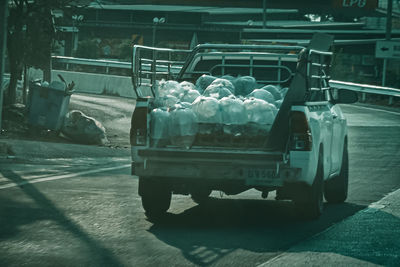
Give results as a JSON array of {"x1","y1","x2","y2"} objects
[{"x1": 244, "y1": 168, "x2": 282, "y2": 186}]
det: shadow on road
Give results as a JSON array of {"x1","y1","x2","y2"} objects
[
  {"x1": 148, "y1": 197, "x2": 367, "y2": 266},
  {"x1": 0, "y1": 169, "x2": 124, "y2": 267}
]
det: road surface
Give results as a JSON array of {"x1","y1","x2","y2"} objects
[{"x1": 0, "y1": 96, "x2": 399, "y2": 266}]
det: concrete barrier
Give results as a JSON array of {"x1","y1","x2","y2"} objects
[{"x1": 28, "y1": 68, "x2": 136, "y2": 99}]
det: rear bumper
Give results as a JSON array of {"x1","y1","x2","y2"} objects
[{"x1": 132, "y1": 147, "x2": 301, "y2": 187}]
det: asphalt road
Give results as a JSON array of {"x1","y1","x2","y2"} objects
[{"x1": 0, "y1": 97, "x2": 399, "y2": 267}]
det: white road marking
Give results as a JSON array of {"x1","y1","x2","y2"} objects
[{"x1": 0, "y1": 164, "x2": 131, "y2": 190}]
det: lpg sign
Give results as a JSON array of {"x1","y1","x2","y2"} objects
[
  {"x1": 343, "y1": 0, "x2": 368, "y2": 7},
  {"x1": 333, "y1": 0, "x2": 378, "y2": 9}
]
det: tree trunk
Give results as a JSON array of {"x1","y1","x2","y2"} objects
[
  {"x1": 6, "y1": 73, "x2": 18, "y2": 105},
  {"x1": 23, "y1": 65, "x2": 27, "y2": 105}
]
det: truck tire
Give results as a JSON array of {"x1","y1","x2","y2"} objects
[
  {"x1": 139, "y1": 177, "x2": 171, "y2": 220},
  {"x1": 295, "y1": 151, "x2": 324, "y2": 220},
  {"x1": 191, "y1": 189, "x2": 212, "y2": 204},
  {"x1": 324, "y1": 142, "x2": 349, "y2": 203}
]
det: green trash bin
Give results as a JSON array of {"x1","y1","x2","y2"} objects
[{"x1": 27, "y1": 80, "x2": 74, "y2": 131}]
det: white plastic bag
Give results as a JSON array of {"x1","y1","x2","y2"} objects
[
  {"x1": 244, "y1": 98, "x2": 278, "y2": 133},
  {"x1": 168, "y1": 107, "x2": 198, "y2": 149},
  {"x1": 62, "y1": 110, "x2": 108, "y2": 145},
  {"x1": 179, "y1": 81, "x2": 197, "y2": 92},
  {"x1": 180, "y1": 89, "x2": 201, "y2": 104},
  {"x1": 192, "y1": 96, "x2": 222, "y2": 124},
  {"x1": 234, "y1": 76, "x2": 258, "y2": 96},
  {"x1": 261, "y1": 84, "x2": 282, "y2": 101},
  {"x1": 156, "y1": 80, "x2": 184, "y2": 98},
  {"x1": 150, "y1": 108, "x2": 170, "y2": 147},
  {"x1": 153, "y1": 94, "x2": 179, "y2": 108},
  {"x1": 247, "y1": 89, "x2": 275, "y2": 104},
  {"x1": 192, "y1": 96, "x2": 222, "y2": 134},
  {"x1": 203, "y1": 78, "x2": 234, "y2": 99},
  {"x1": 219, "y1": 96, "x2": 248, "y2": 135},
  {"x1": 195, "y1": 74, "x2": 217, "y2": 94},
  {"x1": 219, "y1": 96, "x2": 247, "y2": 125}
]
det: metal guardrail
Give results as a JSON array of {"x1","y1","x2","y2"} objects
[
  {"x1": 330, "y1": 80, "x2": 400, "y2": 104},
  {"x1": 52, "y1": 56, "x2": 183, "y2": 75},
  {"x1": 52, "y1": 56, "x2": 131, "y2": 74}
]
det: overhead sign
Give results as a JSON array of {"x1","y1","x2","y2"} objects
[
  {"x1": 332, "y1": 0, "x2": 378, "y2": 10},
  {"x1": 375, "y1": 40, "x2": 400, "y2": 59}
]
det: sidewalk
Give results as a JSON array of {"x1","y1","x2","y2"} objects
[{"x1": 259, "y1": 189, "x2": 400, "y2": 266}]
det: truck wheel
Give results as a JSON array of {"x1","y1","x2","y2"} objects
[
  {"x1": 295, "y1": 152, "x2": 324, "y2": 220},
  {"x1": 191, "y1": 189, "x2": 212, "y2": 204},
  {"x1": 139, "y1": 177, "x2": 171, "y2": 220},
  {"x1": 324, "y1": 143, "x2": 349, "y2": 203}
]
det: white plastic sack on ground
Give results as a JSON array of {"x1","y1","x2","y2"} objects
[
  {"x1": 61, "y1": 110, "x2": 108, "y2": 145},
  {"x1": 180, "y1": 89, "x2": 201, "y2": 104},
  {"x1": 195, "y1": 74, "x2": 217, "y2": 94},
  {"x1": 234, "y1": 76, "x2": 258, "y2": 96},
  {"x1": 150, "y1": 108, "x2": 170, "y2": 147},
  {"x1": 247, "y1": 89, "x2": 275, "y2": 104},
  {"x1": 168, "y1": 107, "x2": 198, "y2": 149},
  {"x1": 203, "y1": 78, "x2": 234, "y2": 99},
  {"x1": 261, "y1": 85, "x2": 282, "y2": 101},
  {"x1": 219, "y1": 96, "x2": 248, "y2": 135},
  {"x1": 244, "y1": 98, "x2": 278, "y2": 133}
]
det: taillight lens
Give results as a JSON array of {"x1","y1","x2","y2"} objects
[
  {"x1": 130, "y1": 101, "x2": 148, "y2": 146},
  {"x1": 290, "y1": 111, "x2": 312, "y2": 151}
]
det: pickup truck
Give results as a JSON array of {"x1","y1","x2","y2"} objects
[{"x1": 130, "y1": 34, "x2": 358, "y2": 220}]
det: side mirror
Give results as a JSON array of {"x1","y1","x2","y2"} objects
[{"x1": 334, "y1": 89, "x2": 358, "y2": 104}]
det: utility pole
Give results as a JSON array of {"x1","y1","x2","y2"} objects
[
  {"x1": 262, "y1": 0, "x2": 267, "y2": 29},
  {"x1": 0, "y1": 0, "x2": 8, "y2": 132},
  {"x1": 382, "y1": 0, "x2": 393, "y2": 87}
]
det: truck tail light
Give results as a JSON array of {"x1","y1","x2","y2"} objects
[
  {"x1": 290, "y1": 111, "x2": 312, "y2": 151},
  {"x1": 130, "y1": 100, "x2": 148, "y2": 146}
]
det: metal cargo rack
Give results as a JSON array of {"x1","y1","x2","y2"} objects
[
  {"x1": 132, "y1": 45, "x2": 191, "y2": 98},
  {"x1": 307, "y1": 49, "x2": 333, "y2": 91},
  {"x1": 132, "y1": 44, "x2": 309, "y2": 99},
  {"x1": 178, "y1": 44, "x2": 306, "y2": 86}
]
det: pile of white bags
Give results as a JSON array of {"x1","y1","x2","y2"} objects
[{"x1": 149, "y1": 76, "x2": 286, "y2": 148}]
